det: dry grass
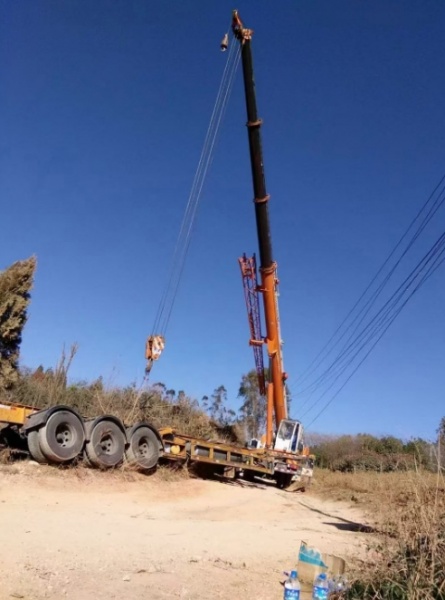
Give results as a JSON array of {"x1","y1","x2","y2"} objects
[
  {"x1": 152, "y1": 463, "x2": 190, "y2": 483},
  {"x1": 313, "y1": 468, "x2": 445, "y2": 599},
  {"x1": 7, "y1": 346, "x2": 247, "y2": 447},
  {"x1": 0, "y1": 447, "x2": 11, "y2": 464},
  {"x1": 312, "y1": 469, "x2": 440, "y2": 511},
  {"x1": 11, "y1": 356, "x2": 217, "y2": 440}
]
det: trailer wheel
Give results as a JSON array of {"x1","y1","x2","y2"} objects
[
  {"x1": 126, "y1": 426, "x2": 159, "y2": 470},
  {"x1": 275, "y1": 473, "x2": 293, "y2": 490},
  {"x1": 85, "y1": 419, "x2": 126, "y2": 469},
  {"x1": 27, "y1": 430, "x2": 47, "y2": 464},
  {"x1": 38, "y1": 410, "x2": 85, "y2": 463}
]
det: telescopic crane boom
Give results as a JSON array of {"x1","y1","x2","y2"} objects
[{"x1": 232, "y1": 11, "x2": 288, "y2": 447}]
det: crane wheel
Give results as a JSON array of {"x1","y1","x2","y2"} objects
[
  {"x1": 27, "y1": 430, "x2": 48, "y2": 464},
  {"x1": 38, "y1": 410, "x2": 86, "y2": 464},
  {"x1": 125, "y1": 426, "x2": 160, "y2": 471},
  {"x1": 85, "y1": 419, "x2": 126, "y2": 469}
]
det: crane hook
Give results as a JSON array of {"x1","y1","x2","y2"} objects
[
  {"x1": 145, "y1": 334, "x2": 165, "y2": 374},
  {"x1": 220, "y1": 33, "x2": 229, "y2": 52}
]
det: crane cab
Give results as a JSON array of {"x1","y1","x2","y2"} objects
[{"x1": 274, "y1": 419, "x2": 303, "y2": 454}]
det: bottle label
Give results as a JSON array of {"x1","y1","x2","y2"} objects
[
  {"x1": 284, "y1": 589, "x2": 301, "y2": 600},
  {"x1": 312, "y1": 586, "x2": 328, "y2": 600}
]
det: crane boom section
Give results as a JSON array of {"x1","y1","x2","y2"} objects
[
  {"x1": 239, "y1": 254, "x2": 266, "y2": 397},
  {"x1": 232, "y1": 11, "x2": 288, "y2": 432}
]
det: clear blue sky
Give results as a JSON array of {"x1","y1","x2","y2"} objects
[{"x1": 1, "y1": 1, "x2": 444, "y2": 441}]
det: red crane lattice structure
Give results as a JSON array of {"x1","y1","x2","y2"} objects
[{"x1": 238, "y1": 253, "x2": 266, "y2": 396}]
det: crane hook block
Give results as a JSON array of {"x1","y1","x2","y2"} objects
[
  {"x1": 145, "y1": 335, "x2": 165, "y2": 365},
  {"x1": 220, "y1": 33, "x2": 229, "y2": 52}
]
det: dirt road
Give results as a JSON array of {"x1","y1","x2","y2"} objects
[{"x1": 0, "y1": 463, "x2": 368, "y2": 600}]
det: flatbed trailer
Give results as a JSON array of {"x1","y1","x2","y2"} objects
[
  {"x1": 0, "y1": 400, "x2": 313, "y2": 489},
  {"x1": 161, "y1": 430, "x2": 313, "y2": 488}
]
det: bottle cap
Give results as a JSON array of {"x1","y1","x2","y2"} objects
[
  {"x1": 290, "y1": 570, "x2": 297, "y2": 578},
  {"x1": 319, "y1": 573, "x2": 327, "y2": 579}
]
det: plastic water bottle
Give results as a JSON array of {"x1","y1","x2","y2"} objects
[
  {"x1": 328, "y1": 575, "x2": 348, "y2": 594},
  {"x1": 284, "y1": 570, "x2": 301, "y2": 599},
  {"x1": 312, "y1": 572, "x2": 329, "y2": 600}
]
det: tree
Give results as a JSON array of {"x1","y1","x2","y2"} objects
[
  {"x1": 404, "y1": 437, "x2": 435, "y2": 470},
  {"x1": 378, "y1": 436, "x2": 404, "y2": 455},
  {"x1": 152, "y1": 382, "x2": 167, "y2": 395},
  {"x1": 209, "y1": 385, "x2": 226, "y2": 420},
  {"x1": 0, "y1": 256, "x2": 36, "y2": 392},
  {"x1": 166, "y1": 389, "x2": 176, "y2": 401},
  {"x1": 238, "y1": 369, "x2": 266, "y2": 439},
  {"x1": 208, "y1": 385, "x2": 235, "y2": 426},
  {"x1": 32, "y1": 365, "x2": 45, "y2": 382}
]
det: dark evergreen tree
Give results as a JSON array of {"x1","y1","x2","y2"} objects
[{"x1": 0, "y1": 256, "x2": 36, "y2": 391}]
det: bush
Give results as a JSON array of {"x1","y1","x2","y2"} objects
[
  {"x1": 314, "y1": 469, "x2": 445, "y2": 599},
  {"x1": 10, "y1": 367, "x2": 214, "y2": 440},
  {"x1": 311, "y1": 433, "x2": 436, "y2": 473}
]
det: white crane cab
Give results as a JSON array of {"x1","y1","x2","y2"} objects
[{"x1": 274, "y1": 419, "x2": 304, "y2": 454}]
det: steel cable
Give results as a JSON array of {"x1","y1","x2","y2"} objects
[
  {"x1": 300, "y1": 231, "x2": 445, "y2": 425},
  {"x1": 151, "y1": 38, "x2": 241, "y2": 337},
  {"x1": 292, "y1": 173, "x2": 445, "y2": 396},
  {"x1": 305, "y1": 244, "x2": 445, "y2": 429}
]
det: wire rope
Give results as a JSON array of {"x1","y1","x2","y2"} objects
[
  {"x1": 293, "y1": 174, "x2": 445, "y2": 394},
  {"x1": 300, "y1": 231, "x2": 445, "y2": 426},
  {"x1": 151, "y1": 37, "x2": 241, "y2": 337}
]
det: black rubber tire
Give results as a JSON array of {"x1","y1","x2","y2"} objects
[
  {"x1": 242, "y1": 470, "x2": 257, "y2": 483},
  {"x1": 38, "y1": 410, "x2": 85, "y2": 463},
  {"x1": 276, "y1": 473, "x2": 294, "y2": 490},
  {"x1": 125, "y1": 426, "x2": 160, "y2": 470},
  {"x1": 85, "y1": 419, "x2": 126, "y2": 469},
  {"x1": 27, "y1": 430, "x2": 48, "y2": 464}
]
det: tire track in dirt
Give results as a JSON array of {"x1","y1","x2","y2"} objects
[{"x1": 0, "y1": 463, "x2": 370, "y2": 600}]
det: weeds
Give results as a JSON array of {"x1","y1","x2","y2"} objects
[
  {"x1": 315, "y1": 469, "x2": 445, "y2": 599},
  {"x1": 153, "y1": 464, "x2": 190, "y2": 483},
  {"x1": 9, "y1": 347, "x2": 219, "y2": 440}
]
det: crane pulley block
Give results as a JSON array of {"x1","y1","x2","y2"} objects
[{"x1": 145, "y1": 335, "x2": 165, "y2": 374}]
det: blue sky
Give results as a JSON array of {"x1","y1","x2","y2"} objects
[{"x1": 1, "y1": 1, "x2": 444, "y2": 440}]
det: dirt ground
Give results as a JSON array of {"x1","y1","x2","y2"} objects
[{"x1": 0, "y1": 462, "x2": 370, "y2": 600}]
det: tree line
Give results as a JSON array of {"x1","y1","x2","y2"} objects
[{"x1": 307, "y1": 428, "x2": 445, "y2": 473}]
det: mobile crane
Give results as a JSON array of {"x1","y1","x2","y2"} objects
[
  {"x1": 149, "y1": 11, "x2": 313, "y2": 488},
  {"x1": 0, "y1": 11, "x2": 313, "y2": 489}
]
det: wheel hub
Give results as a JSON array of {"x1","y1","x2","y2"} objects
[
  {"x1": 55, "y1": 424, "x2": 73, "y2": 448},
  {"x1": 100, "y1": 434, "x2": 114, "y2": 455},
  {"x1": 138, "y1": 438, "x2": 149, "y2": 457}
]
